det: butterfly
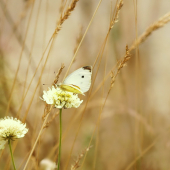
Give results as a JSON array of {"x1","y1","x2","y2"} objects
[{"x1": 59, "y1": 66, "x2": 92, "y2": 95}]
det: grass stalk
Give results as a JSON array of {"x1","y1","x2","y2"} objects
[
  {"x1": 8, "y1": 139, "x2": 16, "y2": 170},
  {"x1": 23, "y1": 105, "x2": 52, "y2": 170},
  {"x1": 57, "y1": 109, "x2": 63, "y2": 170}
]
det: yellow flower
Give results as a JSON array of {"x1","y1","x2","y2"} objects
[
  {"x1": 0, "y1": 117, "x2": 28, "y2": 150},
  {"x1": 41, "y1": 86, "x2": 83, "y2": 109}
]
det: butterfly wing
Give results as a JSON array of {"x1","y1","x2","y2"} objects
[{"x1": 63, "y1": 66, "x2": 92, "y2": 93}]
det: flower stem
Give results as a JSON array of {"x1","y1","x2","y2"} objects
[
  {"x1": 57, "y1": 108, "x2": 62, "y2": 170},
  {"x1": 8, "y1": 139, "x2": 17, "y2": 170}
]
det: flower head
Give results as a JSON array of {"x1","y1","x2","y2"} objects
[
  {"x1": 0, "y1": 117, "x2": 28, "y2": 150},
  {"x1": 41, "y1": 86, "x2": 83, "y2": 109},
  {"x1": 40, "y1": 159, "x2": 57, "y2": 170}
]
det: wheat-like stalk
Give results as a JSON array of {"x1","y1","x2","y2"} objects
[
  {"x1": 41, "y1": 64, "x2": 65, "y2": 120},
  {"x1": 54, "y1": 0, "x2": 79, "y2": 36},
  {"x1": 130, "y1": 12, "x2": 170, "y2": 51},
  {"x1": 90, "y1": 11, "x2": 170, "y2": 99},
  {"x1": 53, "y1": 64, "x2": 65, "y2": 86},
  {"x1": 110, "y1": 0, "x2": 123, "y2": 30},
  {"x1": 71, "y1": 146, "x2": 92, "y2": 170},
  {"x1": 43, "y1": 110, "x2": 59, "y2": 129},
  {"x1": 69, "y1": 1, "x2": 125, "y2": 169},
  {"x1": 109, "y1": 45, "x2": 131, "y2": 91}
]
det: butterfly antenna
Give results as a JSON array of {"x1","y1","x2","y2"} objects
[{"x1": 43, "y1": 83, "x2": 51, "y2": 86}]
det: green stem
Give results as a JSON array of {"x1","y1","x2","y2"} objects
[
  {"x1": 8, "y1": 139, "x2": 17, "y2": 170},
  {"x1": 57, "y1": 109, "x2": 62, "y2": 170}
]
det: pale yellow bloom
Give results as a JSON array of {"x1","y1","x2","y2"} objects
[
  {"x1": 41, "y1": 86, "x2": 83, "y2": 109},
  {"x1": 40, "y1": 159, "x2": 57, "y2": 170},
  {"x1": 0, "y1": 117, "x2": 28, "y2": 150}
]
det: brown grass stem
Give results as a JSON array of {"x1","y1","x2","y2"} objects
[
  {"x1": 53, "y1": 64, "x2": 65, "y2": 86},
  {"x1": 64, "y1": 1, "x2": 123, "y2": 168},
  {"x1": 71, "y1": 146, "x2": 92, "y2": 170},
  {"x1": 125, "y1": 127, "x2": 170, "y2": 170},
  {"x1": 80, "y1": 45, "x2": 130, "y2": 169},
  {"x1": 0, "y1": 0, "x2": 37, "y2": 73},
  {"x1": 54, "y1": 0, "x2": 79, "y2": 36},
  {"x1": 63, "y1": 0, "x2": 103, "y2": 81},
  {"x1": 23, "y1": 105, "x2": 53, "y2": 170},
  {"x1": 92, "y1": 0, "x2": 123, "y2": 88},
  {"x1": 90, "y1": 12, "x2": 170, "y2": 101},
  {"x1": 16, "y1": 36, "x2": 53, "y2": 118},
  {"x1": 80, "y1": 88, "x2": 111, "y2": 169},
  {"x1": 63, "y1": 1, "x2": 104, "y2": 168},
  {"x1": 22, "y1": 0, "x2": 42, "y2": 101},
  {"x1": 125, "y1": 141, "x2": 155, "y2": 170},
  {"x1": 22, "y1": 38, "x2": 55, "y2": 122},
  {"x1": 130, "y1": 12, "x2": 170, "y2": 51},
  {"x1": 133, "y1": 0, "x2": 141, "y2": 168},
  {"x1": 17, "y1": 0, "x2": 80, "y2": 118},
  {"x1": 5, "y1": 0, "x2": 35, "y2": 116}
]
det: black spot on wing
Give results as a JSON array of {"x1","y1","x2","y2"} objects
[{"x1": 82, "y1": 75, "x2": 84, "y2": 78}]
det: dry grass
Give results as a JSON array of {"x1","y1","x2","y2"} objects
[
  {"x1": 130, "y1": 12, "x2": 170, "y2": 51},
  {"x1": 71, "y1": 146, "x2": 92, "y2": 170},
  {"x1": 54, "y1": 0, "x2": 80, "y2": 36},
  {"x1": 1, "y1": 0, "x2": 170, "y2": 170}
]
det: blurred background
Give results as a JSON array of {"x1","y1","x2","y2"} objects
[{"x1": 0, "y1": 0, "x2": 170, "y2": 169}]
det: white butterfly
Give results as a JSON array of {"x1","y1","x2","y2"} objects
[{"x1": 59, "y1": 66, "x2": 92, "y2": 95}]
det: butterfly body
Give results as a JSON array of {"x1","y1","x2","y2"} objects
[{"x1": 59, "y1": 66, "x2": 92, "y2": 95}]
